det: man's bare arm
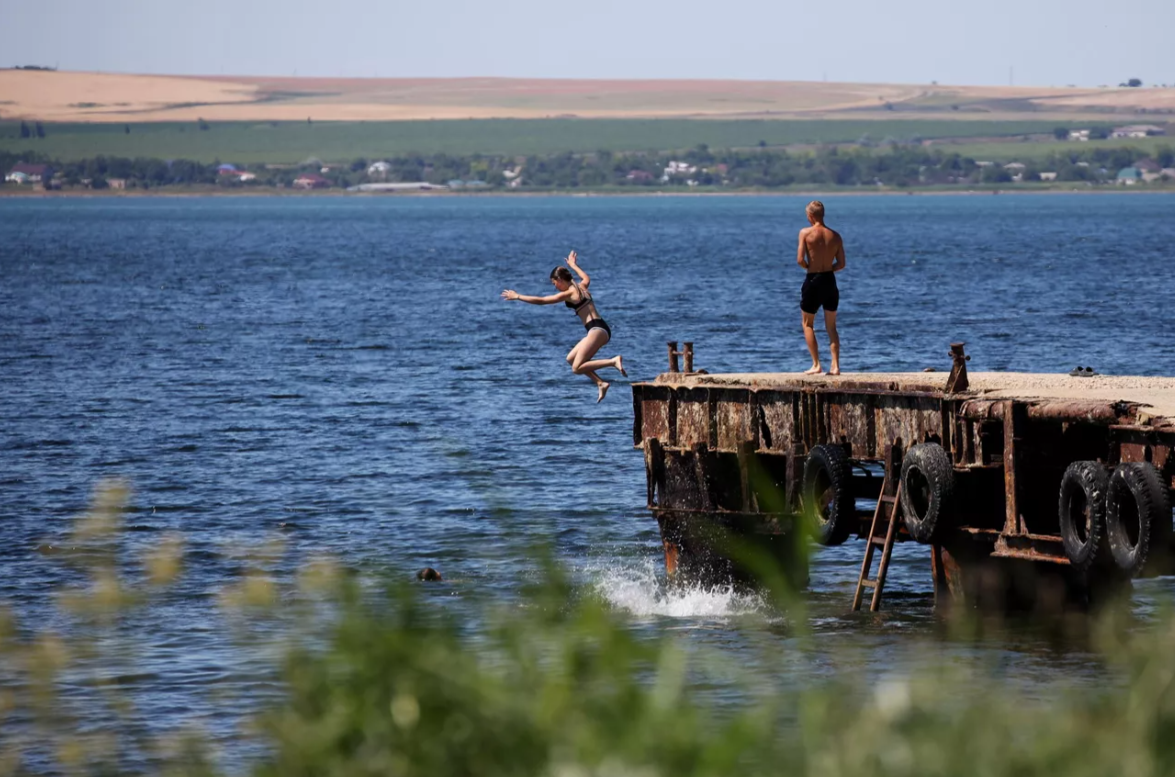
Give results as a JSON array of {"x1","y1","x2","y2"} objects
[
  {"x1": 832, "y1": 236, "x2": 846, "y2": 272},
  {"x1": 796, "y1": 230, "x2": 809, "y2": 269}
]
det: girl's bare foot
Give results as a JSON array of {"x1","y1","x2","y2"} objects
[
  {"x1": 615, "y1": 356, "x2": 627, "y2": 377},
  {"x1": 828, "y1": 366, "x2": 841, "y2": 376},
  {"x1": 804, "y1": 364, "x2": 824, "y2": 375},
  {"x1": 597, "y1": 382, "x2": 610, "y2": 403}
]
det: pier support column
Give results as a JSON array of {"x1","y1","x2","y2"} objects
[
  {"x1": 643, "y1": 437, "x2": 664, "y2": 509},
  {"x1": 931, "y1": 544, "x2": 965, "y2": 609}
]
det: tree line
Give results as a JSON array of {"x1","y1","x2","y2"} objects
[{"x1": 3, "y1": 143, "x2": 1172, "y2": 191}]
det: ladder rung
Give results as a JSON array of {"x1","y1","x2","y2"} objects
[{"x1": 854, "y1": 476, "x2": 901, "y2": 612}]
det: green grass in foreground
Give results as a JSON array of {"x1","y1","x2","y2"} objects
[
  {"x1": 6, "y1": 480, "x2": 1175, "y2": 776},
  {"x1": 0, "y1": 118, "x2": 1070, "y2": 163}
]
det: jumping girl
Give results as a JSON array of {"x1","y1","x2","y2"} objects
[{"x1": 501, "y1": 251, "x2": 626, "y2": 402}]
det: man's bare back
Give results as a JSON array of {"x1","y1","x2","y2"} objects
[
  {"x1": 795, "y1": 200, "x2": 845, "y2": 375},
  {"x1": 798, "y1": 224, "x2": 844, "y2": 273}
]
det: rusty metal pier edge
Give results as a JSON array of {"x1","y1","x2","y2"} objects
[{"x1": 632, "y1": 343, "x2": 1175, "y2": 612}]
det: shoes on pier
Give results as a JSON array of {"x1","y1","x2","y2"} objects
[{"x1": 1068, "y1": 366, "x2": 1098, "y2": 377}]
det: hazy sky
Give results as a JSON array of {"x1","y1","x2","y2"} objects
[{"x1": 3, "y1": 0, "x2": 1172, "y2": 87}]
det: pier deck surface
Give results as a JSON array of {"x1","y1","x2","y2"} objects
[{"x1": 652, "y1": 371, "x2": 1175, "y2": 422}]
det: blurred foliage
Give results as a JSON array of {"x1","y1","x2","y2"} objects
[
  {"x1": 5, "y1": 480, "x2": 1175, "y2": 776},
  {"x1": 258, "y1": 562, "x2": 781, "y2": 777}
]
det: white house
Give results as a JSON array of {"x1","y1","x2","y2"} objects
[
  {"x1": 1110, "y1": 124, "x2": 1166, "y2": 139},
  {"x1": 1068, "y1": 129, "x2": 1091, "y2": 141},
  {"x1": 1116, "y1": 167, "x2": 1143, "y2": 185},
  {"x1": 6, "y1": 163, "x2": 51, "y2": 183},
  {"x1": 218, "y1": 169, "x2": 256, "y2": 183},
  {"x1": 1141, "y1": 164, "x2": 1174, "y2": 182},
  {"x1": 661, "y1": 160, "x2": 697, "y2": 182},
  {"x1": 366, "y1": 161, "x2": 392, "y2": 176},
  {"x1": 347, "y1": 182, "x2": 448, "y2": 192},
  {"x1": 1040, "y1": 172, "x2": 1058, "y2": 181},
  {"x1": 293, "y1": 173, "x2": 330, "y2": 189}
]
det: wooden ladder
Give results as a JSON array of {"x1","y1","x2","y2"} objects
[{"x1": 852, "y1": 482, "x2": 903, "y2": 612}]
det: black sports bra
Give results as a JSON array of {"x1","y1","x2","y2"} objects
[{"x1": 564, "y1": 283, "x2": 593, "y2": 311}]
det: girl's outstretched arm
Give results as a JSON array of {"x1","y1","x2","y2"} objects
[
  {"x1": 566, "y1": 251, "x2": 590, "y2": 287},
  {"x1": 501, "y1": 288, "x2": 573, "y2": 305}
]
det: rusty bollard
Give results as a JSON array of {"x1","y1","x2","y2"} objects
[
  {"x1": 667, "y1": 342, "x2": 696, "y2": 374},
  {"x1": 946, "y1": 342, "x2": 971, "y2": 393}
]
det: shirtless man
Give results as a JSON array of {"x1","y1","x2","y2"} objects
[{"x1": 796, "y1": 200, "x2": 845, "y2": 375}]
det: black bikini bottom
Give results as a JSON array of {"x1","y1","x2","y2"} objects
[{"x1": 585, "y1": 318, "x2": 612, "y2": 339}]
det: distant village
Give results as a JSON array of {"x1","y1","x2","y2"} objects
[
  {"x1": 3, "y1": 160, "x2": 492, "y2": 192},
  {"x1": 1059, "y1": 124, "x2": 1171, "y2": 185},
  {"x1": 4, "y1": 123, "x2": 1172, "y2": 191}
]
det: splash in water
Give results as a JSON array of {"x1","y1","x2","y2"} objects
[{"x1": 588, "y1": 559, "x2": 769, "y2": 620}]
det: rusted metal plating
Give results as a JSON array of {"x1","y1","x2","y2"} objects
[{"x1": 633, "y1": 341, "x2": 1175, "y2": 605}]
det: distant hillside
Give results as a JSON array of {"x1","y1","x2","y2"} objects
[{"x1": 2, "y1": 70, "x2": 1175, "y2": 123}]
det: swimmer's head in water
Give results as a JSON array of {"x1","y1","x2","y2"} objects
[
  {"x1": 806, "y1": 200, "x2": 825, "y2": 223},
  {"x1": 550, "y1": 266, "x2": 574, "y2": 290}
]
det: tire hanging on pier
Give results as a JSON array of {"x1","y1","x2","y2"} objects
[
  {"x1": 1106, "y1": 462, "x2": 1172, "y2": 578},
  {"x1": 802, "y1": 444, "x2": 855, "y2": 546},
  {"x1": 1058, "y1": 460, "x2": 1111, "y2": 574},
  {"x1": 900, "y1": 443, "x2": 954, "y2": 544}
]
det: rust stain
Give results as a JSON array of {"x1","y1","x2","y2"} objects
[{"x1": 632, "y1": 344, "x2": 1175, "y2": 609}]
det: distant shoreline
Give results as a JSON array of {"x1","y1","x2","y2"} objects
[{"x1": 2, "y1": 185, "x2": 1173, "y2": 199}]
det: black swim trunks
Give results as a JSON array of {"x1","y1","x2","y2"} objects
[{"x1": 800, "y1": 271, "x2": 839, "y2": 314}]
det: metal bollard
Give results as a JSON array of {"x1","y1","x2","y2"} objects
[
  {"x1": 946, "y1": 342, "x2": 971, "y2": 393},
  {"x1": 667, "y1": 341, "x2": 696, "y2": 374}
]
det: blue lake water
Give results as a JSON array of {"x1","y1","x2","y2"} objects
[{"x1": 2, "y1": 192, "x2": 1174, "y2": 768}]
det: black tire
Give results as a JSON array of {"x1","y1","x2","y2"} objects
[
  {"x1": 1058, "y1": 460, "x2": 1110, "y2": 574},
  {"x1": 900, "y1": 443, "x2": 954, "y2": 544},
  {"x1": 802, "y1": 444, "x2": 855, "y2": 546},
  {"x1": 1106, "y1": 462, "x2": 1172, "y2": 577}
]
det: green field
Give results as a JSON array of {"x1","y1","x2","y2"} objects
[
  {"x1": 0, "y1": 118, "x2": 1072, "y2": 163},
  {"x1": 931, "y1": 136, "x2": 1172, "y2": 161}
]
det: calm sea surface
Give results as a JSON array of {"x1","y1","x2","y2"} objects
[{"x1": 2, "y1": 193, "x2": 1175, "y2": 767}]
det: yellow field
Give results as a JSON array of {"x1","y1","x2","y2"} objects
[{"x1": 2, "y1": 70, "x2": 1175, "y2": 123}]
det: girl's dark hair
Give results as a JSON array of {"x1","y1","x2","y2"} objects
[{"x1": 550, "y1": 267, "x2": 574, "y2": 283}]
